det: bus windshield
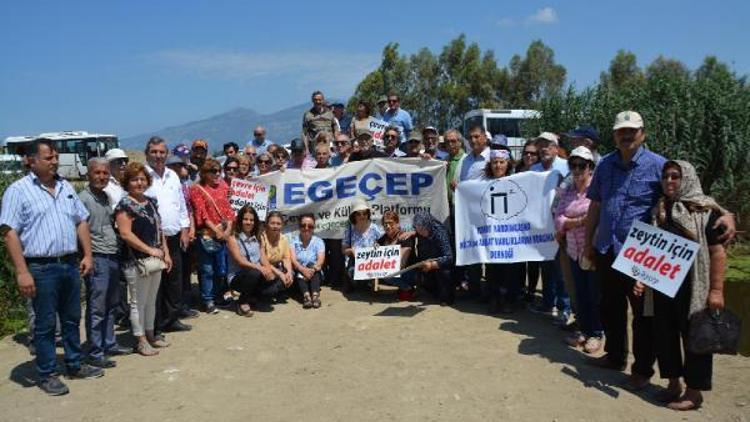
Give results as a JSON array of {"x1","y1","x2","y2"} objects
[{"x1": 486, "y1": 118, "x2": 523, "y2": 138}]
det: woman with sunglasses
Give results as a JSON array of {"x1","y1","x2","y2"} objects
[
  {"x1": 289, "y1": 214, "x2": 326, "y2": 308},
  {"x1": 349, "y1": 100, "x2": 374, "y2": 138},
  {"x1": 223, "y1": 157, "x2": 240, "y2": 185},
  {"x1": 272, "y1": 148, "x2": 290, "y2": 171},
  {"x1": 633, "y1": 160, "x2": 726, "y2": 411},
  {"x1": 553, "y1": 147, "x2": 603, "y2": 353},
  {"x1": 515, "y1": 139, "x2": 542, "y2": 303},
  {"x1": 189, "y1": 158, "x2": 235, "y2": 314},
  {"x1": 341, "y1": 199, "x2": 383, "y2": 292},
  {"x1": 481, "y1": 149, "x2": 522, "y2": 314},
  {"x1": 255, "y1": 152, "x2": 275, "y2": 176}
]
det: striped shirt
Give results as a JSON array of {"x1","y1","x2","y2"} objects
[{"x1": 0, "y1": 173, "x2": 89, "y2": 257}]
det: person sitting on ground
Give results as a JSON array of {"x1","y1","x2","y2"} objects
[
  {"x1": 634, "y1": 160, "x2": 727, "y2": 411},
  {"x1": 411, "y1": 211, "x2": 454, "y2": 305},
  {"x1": 115, "y1": 162, "x2": 173, "y2": 355},
  {"x1": 342, "y1": 199, "x2": 384, "y2": 291},
  {"x1": 482, "y1": 149, "x2": 522, "y2": 314},
  {"x1": 376, "y1": 211, "x2": 416, "y2": 301},
  {"x1": 259, "y1": 211, "x2": 294, "y2": 302},
  {"x1": 226, "y1": 205, "x2": 273, "y2": 317},
  {"x1": 290, "y1": 214, "x2": 326, "y2": 308},
  {"x1": 554, "y1": 147, "x2": 603, "y2": 353}
]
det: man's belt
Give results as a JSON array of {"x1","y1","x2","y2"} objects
[{"x1": 25, "y1": 253, "x2": 78, "y2": 265}]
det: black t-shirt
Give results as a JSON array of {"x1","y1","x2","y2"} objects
[
  {"x1": 378, "y1": 233, "x2": 415, "y2": 266},
  {"x1": 115, "y1": 196, "x2": 160, "y2": 262}
]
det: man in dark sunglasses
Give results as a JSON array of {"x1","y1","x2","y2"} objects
[
  {"x1": 330, "y1": 134, "x2": 352, "y2": 167},
  {"x1": 381, "y1": 92, "x2": 413, "y2": 143},
  {"x1": 247, "y1": 125, "x2": 273, "y2": 155}
]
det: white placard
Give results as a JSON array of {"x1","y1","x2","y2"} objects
[
  {"x1": 454, "y1": 171, "x2": 560, "y2": 265},
  {"x1": 612, "y1": 220, "x2": 700, "y2": 298},
  {"x1": 353, "y1": 245, "x2": 401, "y2": 280},
  {"x1": 229, "y1": 178, "x2": 269, "y2": 221}
]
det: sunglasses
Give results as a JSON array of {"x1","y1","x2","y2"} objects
[
  {"x1": 113, "y1": 158, "x2": 129, "y2": 165},
  {"x1": 258, "y1": 160, "x2": 271, "y2": 165},
  {"x1": 300, "y1": 223, "x2": 315, "y2": 229},
  {"x1": 225, "y1": 166, "x2": 238, "y2": 172},
  {"x1": 384, "y1": 135, "x2": 398, "y2": 140},
  {"x1": 569, "y1": 162, "x2": 589, "y2": 171},
  {"x1": 335, "y1": 141, "x2": 349, "y2": 145},
  {"x1": 523, "y1": 151, "x2": 537, "y2": 156},
  {"x1": 662, "y1": 173, "x2": 682, "y2": 181},
  {"x1": 209, "y1": 168, "x2": 221, "y2": 174},
  {"x1": 253, "y1": 133, "x2": 262, "y2": 137}
]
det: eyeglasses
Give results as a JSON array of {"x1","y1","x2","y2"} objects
[
  {"x1": 258, "y1": 160, "x2": 271, "y2": 165},
  {"x1": 662, "y1": 172, "x2": 682, "y2": 181},
  {"x1": 225, "y1": 166, "x2": 238, "y2": 172},
  {"x1": 569, "y1": 162, "x2": 588, "y2": 171},
  {"x1": 335, "y1": 141, "x2": 349, "y2": 145},
  {"x1": 209, "y1": 168, "x2": 221, "y2": 174},
  {"x1": 523, "y1": 151, "x2": 537, "y2": 156},
  {"x1": 300, "y1": 223, "x2": 315, "y2": 229}
]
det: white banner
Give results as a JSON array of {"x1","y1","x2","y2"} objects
[
  {"x1": 229, "y1": 178, "x2": 270, "y2": 221},
  {"x1": 353, "y1": 245, "x2": 401, "y2": 280},
  {"x1": 454, "y1": 171, "x2": 560, "y2": 265},
  {"x1": 252, "y1": 158, "x2": 449, "y2": 239},
  {"x1": 612, "y1": 220, "x2": 699, "y2": 298}
]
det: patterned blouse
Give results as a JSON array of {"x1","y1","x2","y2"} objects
[
  {"x1": 554, "y1": 182, "x2": 591, "y2": 261},
  {"x1": 115, "y1": 196, "x2": 161, "y2": 263}
]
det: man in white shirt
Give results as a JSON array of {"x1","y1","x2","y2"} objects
[
  {"x1": 103, "y1": 148, "x2": 128, "y2": 209},
  {"x1": 144, "y1": 137, "x2": 194, "y2": 334}
]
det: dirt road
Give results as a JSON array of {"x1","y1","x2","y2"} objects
[{"x1": 1, "y1": 287, "x2": 748, "y2": 421}]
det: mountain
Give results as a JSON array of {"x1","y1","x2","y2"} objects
[{"x1": 120, "y1": 103, "x2": 311, "y2": 151}]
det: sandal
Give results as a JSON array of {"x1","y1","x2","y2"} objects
[
  {"x1": 237, "y1": 303, "x2": 254, "y2": 317},
  {"x1": 149, "y1": 338, "x2": 171, "y2": 348},
  {"x1": 136, "y1": 342, "x2": 159, "y2": 356},
  {"x1": 312, "y1": 294, "x2": 321, "y2": 309}
]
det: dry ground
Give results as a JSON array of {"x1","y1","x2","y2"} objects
[{"x1": 1, "y1": 287, "x2": 748, "y2": 422}]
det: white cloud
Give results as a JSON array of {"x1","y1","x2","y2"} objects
[
  {"x1": 154, "y1": 50, "x2": 380, "y2": 92},
  {"x1": 527, "y1": 7, "x2": 558, "y2": 24}
]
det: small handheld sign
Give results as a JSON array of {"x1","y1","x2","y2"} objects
[
  {"x1": 611, "y1": 221, "x2": 700, "y2": 298},
  {"x1": 353, "y1": 245, "x2": 401, "y2": 280}
]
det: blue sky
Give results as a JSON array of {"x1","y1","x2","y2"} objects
[{"x1": 1, "y1": 0, "x2": 747, "y2": 139}]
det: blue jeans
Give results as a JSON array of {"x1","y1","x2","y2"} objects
[
  {"x1": 84, "y1": 254, "x2": 120, "y2": 360},
  {"x1": 540, "y1": 253, "x2": 571, "y2": 316},
  {"x1": 28, "y1": 260, "x2": 82, "y2": 378},
  {"x1": 197, "y1": 239, "x2": 227, "y2": 304},
  {"x1": 568, "y1": 256, "x2": 604, "y2": 337}
]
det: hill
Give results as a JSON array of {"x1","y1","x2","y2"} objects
[{"x1": 120, "y1": 103, "x2": 310, "y2": 151}]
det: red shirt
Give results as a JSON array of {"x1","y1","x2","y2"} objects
[{"x1": 189, "y1": 180, "x2": 235, "y2": 228}]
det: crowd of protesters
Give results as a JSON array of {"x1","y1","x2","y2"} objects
[{"x1": 0, "y1": 90, "x2": 736, "y2": 411}]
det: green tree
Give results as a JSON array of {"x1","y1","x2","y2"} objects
[
  {"x1": 507, "y1": 40, "x2": 566, "y2": 108},
  {"x1": 600, "y1": 50, "x2": 644, "y2": 88}
]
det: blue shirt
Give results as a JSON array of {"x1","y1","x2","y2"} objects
[
  {"x1": 587, "y1": 146, "x2": 667, "y2": 254},
  {"x1": 289, "y1": 233, "x2": 325, "y2": 267},
  {"x1": 0, "y1": 173, "x2": 89, "y2": 258},
  {"x1": 228, "y1": 232, "x2": 261, "y2": 280},
  {"x1": 382, "y1": 108, "x2": 413, "y2": 142},
  {"x1": 531, "y1": 156, "x2": 570, "y2": 179},
  {"x1": 342, "y1": 223, "x2": 384, "y2": 250},
  {"x1": 459, "y1": 147, "x2": 490, "y2": 181},
  {"x1": 247, "y1": 138, "x2": 273, "y2": 155}
]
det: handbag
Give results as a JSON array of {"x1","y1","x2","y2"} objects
[
  {"x1": 687, "y1": 308, "x2": 742, "y2": 355},
  {"x1": 136, "y1": 256, "x2": 167, "y2": 277},
  {"x1": 134, "y1": 199, "x2": 167, "y2": 277}
]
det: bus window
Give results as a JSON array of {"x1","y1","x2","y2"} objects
[{"x1": 486, "y1": 118, "x2": 522, "y2": 138}]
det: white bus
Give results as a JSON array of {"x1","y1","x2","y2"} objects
[
  {"x1": 3, "y1": 131, "x2": 119, "y2": 179},
  {"x1": 463, "y1": 109, "x2": 539, "y2": 157}
]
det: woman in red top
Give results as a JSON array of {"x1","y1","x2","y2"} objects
[{"x1": 189, "y1": 158, "x2": 235, "y2": 314}]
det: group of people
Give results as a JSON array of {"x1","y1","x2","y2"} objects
[{"x1": 1, "y1": 89, "x2": 736, "y2": 411}]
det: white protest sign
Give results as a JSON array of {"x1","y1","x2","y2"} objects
[
  {"x1": 353, "y1": 245, "x2": 401, "y2": 280},
  {"x1": 611, "y1": 220, "x2": 700, "y2": 298},
  {"x1": 454, "y1": 171, "x2": 560, "y2": 265},
  {"x1": 368, "y1": 118, "x2": 392, "y2": 144},
  {"x1": 229, "y1": 178, "x2": 270, "y2": 220},
  {"x1": 271, "y1": 158, "x2": 449, "y2": 239}
]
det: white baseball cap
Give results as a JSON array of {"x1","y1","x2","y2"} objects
[
  {"x1": 536, "y1": 132, "x2": 560, "y2": 145},
  {"x1": 613, "y1": 111, "x2": 644, "y2": 130},
  {"x1": 569, "y1": 146, "x2": 594, "y2": 162},
  {"x1": 104, "y1": 148, "x2": 128, "y2": 162}
]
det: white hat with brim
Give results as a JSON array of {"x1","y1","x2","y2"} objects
[
  {"x1": 613, "y1": 111, "x2": 644, "y2": 130},
  {"x1": 535, "y1": 132, "x2": 560, "y2": 145},
  {"x1": 104, "y1": 148, "x2": 128, "y2": 162},
  {"x1": 569, "y1": 146, "x2": 595, "y2": 163},
  {"x1": 349, "y1": 199, "x2": 371, "y2": 224}
]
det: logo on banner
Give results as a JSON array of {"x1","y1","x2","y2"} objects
[{"x1": 481, "y1": 179, "x2": 528, "y2": 221}]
